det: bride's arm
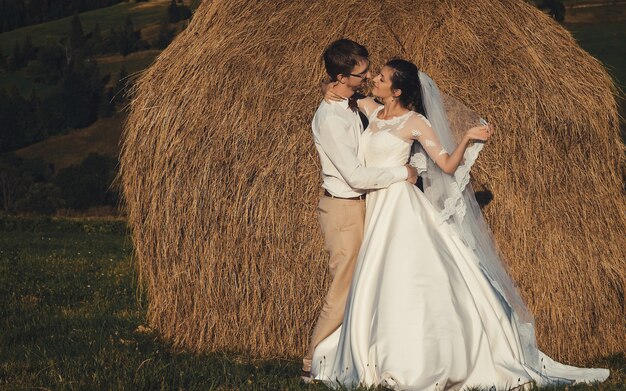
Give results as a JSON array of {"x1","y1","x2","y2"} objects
[
  {"x1": 356, "y1": 96, "x2": 380, "y2": 118},
  {"x1": 321, "y1": 80, "x2": 342, "y2": 103},
  {"x1": 407, "y1": 114, "x2": 491, "y2": 174}
]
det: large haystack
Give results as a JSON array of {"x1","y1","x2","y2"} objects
[{"x1": 120, "y1": 0, "x2": 626, "y2": 364}]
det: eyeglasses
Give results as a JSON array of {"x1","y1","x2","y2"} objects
[{"x1": 348, "y1": 69, "x2": 369, "y2": 79}]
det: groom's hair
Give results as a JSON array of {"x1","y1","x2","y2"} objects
[{"x1": 323, "y1": 39, "x2": 369, "y2": 82}]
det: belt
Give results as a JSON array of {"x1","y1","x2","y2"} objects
[{"x1": 324, "y1": 189, "x2": 366, "y2": 201}]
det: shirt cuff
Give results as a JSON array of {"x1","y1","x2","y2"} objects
[{"x1": 391, "y1": 165, "x2": 408, "y2": 181}]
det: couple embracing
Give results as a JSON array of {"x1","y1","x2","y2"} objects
[{"x1": 302, "y1": 39, "x2": 609, "y2": 390}]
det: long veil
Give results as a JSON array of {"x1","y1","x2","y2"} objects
[{"x1": 411, "y1": 71, "x2": 541, "y2": 372}]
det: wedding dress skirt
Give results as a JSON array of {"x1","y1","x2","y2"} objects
[{"x1": 311, "y1": 121, "x2": 609, "y2": 390}]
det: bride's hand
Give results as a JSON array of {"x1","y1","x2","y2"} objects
[
  {"x1": 464, "y1": 124, "x2": 493, "y2": 143},
  {"x1": 321, "y1": 79, "x2": 344, "y2": 103}
]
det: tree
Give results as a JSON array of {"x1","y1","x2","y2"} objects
[
  {"x1": 118, "y1": 15, "x2": 138, "y2": 56},
  {"x1": 8, "y1": 35, "x2": 37, "y2": 71},
  {"x1": 20, "y1": 156, "x2": 53, "y2": 183},
  {"x1": 25, "y1": 59, "x2": 47, "y2": 83},
  {"x1": 0, "y1": 47, "x2": 7, "y2": 73},
  {"x1": 69, "y1": 14, "x2": 85, "y2": 50},
  {"x1": 86, "y1": 22, "x2": 104, "y2": 55},
  {"x1": 0, "y1": 88, "x2": 17, "y2": 151},
  {"x1": 54, "y1": 153, "x2": 118, "y2": 210},
  {"x1": 25, "y1": 0, "x2": 47, "y2": 25},
  {"x1": 9, "y1": 40, "x2": 23, "y2": 71},
  {"x1": 39, "y1": 91, "x2": 66, "y2": 137},
  {"x1": 0, "y1": 86, "x2": 28, "y2": 151},
  {"x1": 68, "y1": 13, "x2": 86, "y2": 64},
  {"x1": 155, "y1": 19, "x2": 174, "y2": 49},
  {"x1": 167, "y1": 0, "x2": 192, "y2": 23},
  {"x1": 99, "y1": 27, "x2": 120, "y2": 55},
  {"x1": 21, "y1": 35, "x2": 37, "y2": 63},
  {"x1": 178, "y1": 2, "x2": 192, "y2": 21},
  {"x1": 0, "y1": 0, "x2": 26, "y2": 33},
  {"x1": 16, "y1": 183, "x2": 64, "y2": 214},
  {"x1": 60, "y1": 61, "x2": 103, "y2": 129},
  {"x1": 167, "y1": 0, "x2": 180, "y2": 23},
  {"x1": 538, "y1": 0, "x2": 566, "y2": 23},
  {"x1": 34, "y1": 40, "x2": 66, "y2": 84},
  {"x1": 21, "y1": 89, "x2": 45, "y2": 144},
  {"x1": 0, "y1": 154, "x2": 31, "y2": 213},
  {"x1": 0, "y1": 164, "x2": 25, "y2": 212}
]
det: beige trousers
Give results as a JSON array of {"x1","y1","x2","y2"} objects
[{"x1": 303, "y1": 195, "x2": 366, "y2": 372}]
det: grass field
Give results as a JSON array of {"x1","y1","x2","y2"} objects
[
  {"x1": 0, "y1": 216, "x2": 624, "y2": 390},
  {"x1": 0, "y1": 217, "x2": 327, "y2": 391}
]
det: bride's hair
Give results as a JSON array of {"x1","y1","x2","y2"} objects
[{"x1": 386, "y1": 59, "x2": 425, "y2": 115}]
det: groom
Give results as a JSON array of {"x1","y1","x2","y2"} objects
[{"x1": 302, "y1": 38, "x2": 418, "y2": 381}]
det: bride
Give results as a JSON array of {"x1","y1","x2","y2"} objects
[{"x1": 313, "y1": 59, "x2": 610, "y2": 390}]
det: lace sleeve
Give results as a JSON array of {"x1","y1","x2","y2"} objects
[
  {"x1": 357, "y1": 96, "x2": 381, "y2": 118},
  {"x1": 407, "y1": 113, "x2": 448, "y2": 163}
]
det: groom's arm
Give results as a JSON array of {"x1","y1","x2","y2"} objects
[{"x1": 318, "y1": 115, "x2": 409, "y2": 190}]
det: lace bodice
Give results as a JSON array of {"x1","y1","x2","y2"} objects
[
  {"x1": 362, "y1": 106, "x2": 447, "y2": 172},
  {"x1": 362, "y1": 108, "x2": 412, "y2": 168}
]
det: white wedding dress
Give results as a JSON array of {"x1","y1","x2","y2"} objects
[{"x1": 311, "y1": 106, "x2": 609, "y2": 390}]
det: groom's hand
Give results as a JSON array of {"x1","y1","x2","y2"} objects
[{"x1": 405, "y1": 164, "x2": 418, "y2": 184}]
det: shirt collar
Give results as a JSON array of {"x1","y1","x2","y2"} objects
[{"x1": 329, "y1": 97, "x2": 351, "y2": 110}]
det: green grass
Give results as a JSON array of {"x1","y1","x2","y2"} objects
[
  {"x1": 0, "y1": 217, "x2": 331, "y2": 390},
  {"x1": 0, "y1": 216, "x2": 624, "y2": 390},
  {"x1": 0, "y1": 0, "x2": 170, "y2": 54}
]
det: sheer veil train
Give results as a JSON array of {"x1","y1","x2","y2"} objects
[{"x1": 412, "y1": 72, "x2": 541, "y2": 373}]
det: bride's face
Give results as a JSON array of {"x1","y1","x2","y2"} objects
[{"x1": 371, "y1": 66, "x2": 397, "y2": 100}]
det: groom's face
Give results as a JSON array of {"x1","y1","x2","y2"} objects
[{"x1": 339, "y1": 58, "x2": 370, "y2": 91}]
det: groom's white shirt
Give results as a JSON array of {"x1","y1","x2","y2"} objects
[{"x1": 312, "y1": 99, "x2": 407, "y2": 198}]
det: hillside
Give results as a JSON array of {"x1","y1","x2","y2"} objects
[
  {"x1": 0, "y1": 0, "x2": 171, "y2": 54},
  {"x1": 15, "y1": 112, "x2": 126, "y2": 171},
  {"x1": 564, "y1": 3, "x2": 626, "y2": 89},
  {"x1": 0, "y1": 0, "x2": 172, "y2": 96}
]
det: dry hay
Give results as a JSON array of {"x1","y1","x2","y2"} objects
[{"x1": 120, "y1": 0, "x2": 626, "y2": 364}]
